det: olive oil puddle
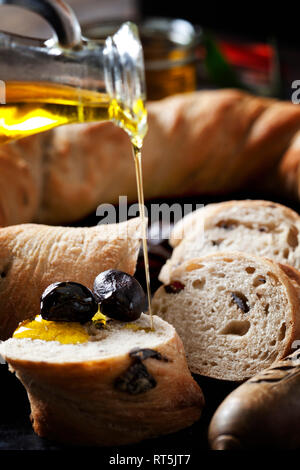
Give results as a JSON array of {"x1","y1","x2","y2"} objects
[{"x1": 13, "y1": 313, "x2": 153, "y2": 344}]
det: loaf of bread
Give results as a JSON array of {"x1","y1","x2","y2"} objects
[
  {"x1": 2, "y1": 89, "x2": 300, "y2": 226},
  {"x1": 0, "y1": 314, "x2": 204, "y2": 446},
  {"x1": 152, "y1": 252, "x2": 300, "y2": 381},
  {"x1": 160, "y1": 200, "x2": 300, "y2": 283},
  {"x1": 0, "y1": 218, "x2": 143, "y2": 339},
  {"x1": 209, "y1": 348, "x2": 300, "y2": 449}
]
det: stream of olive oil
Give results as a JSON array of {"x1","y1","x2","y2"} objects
[
  {"x1": 0, "y1": 81, "x2": 153, "y2": 329},
  {"x1": 132, "y1": 144, "x2": 154, "y2": 331}
]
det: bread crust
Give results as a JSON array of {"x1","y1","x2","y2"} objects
[
  {"x1": 0, "y1": 218, "x2": 143, "y2": 339},
  {"x1": 2, "y1": 322, "x2": 204, "y2": 446}
]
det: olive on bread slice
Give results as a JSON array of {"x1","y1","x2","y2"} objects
[
  {"x1": 0, "y1": 273, "x2": 204, "y2": 446},
  {"x1": 0, "y1": 219, "x2": 143, "y2": 339},
  {"x1": 1, "y1": 314, "x2": 204, "y2": 446},
  {"x1": 153, "y1": 252, "x2": 300, "y2": 381}
]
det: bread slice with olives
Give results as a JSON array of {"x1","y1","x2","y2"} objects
[
  {"x1": 0, "y1": 219, "x2": 143, "y2": 339},
  {"x1": 0, "y1": 314, "x2": 204, "y2": 447},
  {"x1": 160, "y1": 200, "x2": 300, "y2": 284},
  {"x1": 153, "y1": 252, "x2": 300, "y2": 381}
]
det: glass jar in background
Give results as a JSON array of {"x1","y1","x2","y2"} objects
[{"x1": 83, "y1": 17, "x2": 202, "y2": 101}]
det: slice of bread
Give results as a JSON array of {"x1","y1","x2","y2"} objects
[
  {"x1": 0, "y1": 314, "x2": 204, "y2": 446},
  {"x1": 160, "y1": 200, "x2": 300, "y2": 283},
  {"x1": 153, "y1": 252, "x2": 300, "y2": 381}
]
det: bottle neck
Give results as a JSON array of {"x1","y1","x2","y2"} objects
[
  {"x1": 104, "y1": 22, "x2": 146, "y2": 114},
  {"x1": 103, "y1": 22, "x2": 147, "y2": 144}
]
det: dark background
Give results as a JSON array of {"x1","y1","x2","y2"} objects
[{"x1": 139, "y1": 0, "x2": 296, "y2": 46}]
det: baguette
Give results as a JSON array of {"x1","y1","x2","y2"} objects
[
  {"x1": 152, "y1": 252, "x2": 300, "y2": 381},
  {"x1": 0, "y1": 218, "x2": 142, "y2": 339},
  {"x1": 0, "y1": 314, "x2": 204, "y2": 446},
  {"x1": 160, "y1": 200, "x2": 300, "y2": 283},
  {"x1": 2, "y1": 89, "x2": 300, "y2": 226}
]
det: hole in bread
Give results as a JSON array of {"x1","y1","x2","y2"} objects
[
  {"x1": 210, "y1": 270, "x2": 225, "y2": 278},
  {"x1": 192, "y1": 278, "x2": 205, "y2": 289},
  {"x1": 283, "y1": 248, "x2": 289, "y2": 259},
  {"x1": 219, "y1": 320, "x2": 251, "y2": 336},
  {"x1": 270, "y1": 339, "x2": 276, "y2": 346},
  {"x1": 253, "y1": 275, "x2": 266, "y2": 287},
  {"x1": 287, "y1": 225, "x2": 299, "y2": 248},
  {"x1": 267, "y1": 272, "x2": 279, "y2": 284},
  {"x1": 186, "y1": 262, "x2": 204, "y2": 272},
  {"x1": 264, "y1": 303, "x2": 270, "y2": 315},
  {"x1": 278, "y1": 323, "x2": 286, "y2": 341},
  {"x1": 216, "y1": 220, "x2": 237, "y2": 230},
  {"x1": 223, "y1": 258, "x2": 234, "y2": 263},
  {"x1": 245, "y1": 266, "x2": 256, "y2": 274},
  {"x1": 230, "y1": 292, "x2": 250, "y2": 313},
  {"x1": 211, "y1": 239, "x2": 224, "y2": 246}
]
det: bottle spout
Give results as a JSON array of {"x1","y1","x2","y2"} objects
[{"x1": 104, "y1": 21, "x2": 147, "y2": 142}]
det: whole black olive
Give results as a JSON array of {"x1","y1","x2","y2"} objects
[
  {"x1": 40, "y1": 281, "x2": 98, "y2": 323},
  {"x1": 93, "y1": 270, "x2": 147, "y2": 322}
]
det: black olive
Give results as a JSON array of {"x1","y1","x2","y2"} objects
[
  {"x1": 40, "y1": 281, "x2": 98, "y2": 323},
  {"x1": 93, "y1": 269, "x2": 146, "y2": 322}
]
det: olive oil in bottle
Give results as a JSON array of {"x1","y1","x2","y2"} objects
[{"x1": 0, "y1": 81, "x2": 146, "y2": 145}]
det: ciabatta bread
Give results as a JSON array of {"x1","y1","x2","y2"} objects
[
  {"x1": 3, "y1": 89, "x2": 300, "y2": 226},
  {"x1": 0, "y1": 218, "x2": 143, "y2": 339},
  {"x1": 0, "y1": 314, "x2": 204, "y2": 447},
  {"x1": 160, "y1": 200, "x2": 300, "y2": 283},
  {"x1": 153, "y1": 252, "x2": 300, "y2": 381}
]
